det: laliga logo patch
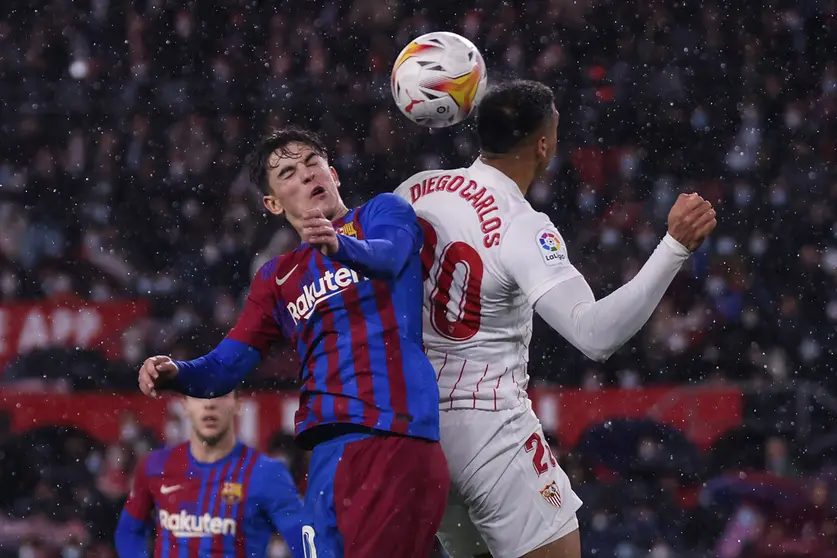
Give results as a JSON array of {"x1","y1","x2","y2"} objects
[{"x1": 538, "y1": 229, "x2": 566, "y2": 266}]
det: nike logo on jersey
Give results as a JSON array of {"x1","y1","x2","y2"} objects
[
  {"x1": 287, "y1": 267, "x2": 365, "y2": 324},
  {"x1": 276, "y1": 264, "x2": 300, "y2": 286},
  {"x1": 160, "y1": 484, "x2": 182, "y2": 495}
]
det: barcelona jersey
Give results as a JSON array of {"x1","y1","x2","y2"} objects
[
  {"x1": 227, "y1": 193, "x2": 440, "y2": 448},
  {"x1": 117, "y1": 442, "x2": 303, "y2": 557}
]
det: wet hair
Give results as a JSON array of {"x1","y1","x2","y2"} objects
[
  {"x1": 476, "y1": 80, "x2": 555, "y2": 154},
  {"x1": 246, "y1": 126, "x2": 329, "y2": 194}
]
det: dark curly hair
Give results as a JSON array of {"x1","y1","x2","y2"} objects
[{"x1": 246, "y1": 126, "x2": 329, "y2": 194}]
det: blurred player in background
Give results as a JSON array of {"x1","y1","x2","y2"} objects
[
  {"x1": 395, "y1": 80, "x2": 717, "y2": 558},
  {"x1": 137, "y1": 127, "x2": 449, "y2": 558},
  {"x1": 114, "y1": 391, "x2": 304, "y2": 557}
]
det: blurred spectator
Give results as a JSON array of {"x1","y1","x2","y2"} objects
[{"x1": 1, "y1": 0, "x2": 836, "y2": 556}]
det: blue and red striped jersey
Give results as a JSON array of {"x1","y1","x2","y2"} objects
[
  {"x1": 227, "y1": 193, "x2": 440, "y2": 448},
  {"x1": 118, "y1": 442, "x2": 303, "y2": 558}
]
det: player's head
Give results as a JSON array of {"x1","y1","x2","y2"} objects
[
  {"x1": 247, "y1": 126, "x2": 347, "y2": 226},
  {"x1": 476, "y1": 80, "x2": 558, "y2": 178},
  {"x1": 182, "y1": 391, "x2": 239, "y2": 446}
]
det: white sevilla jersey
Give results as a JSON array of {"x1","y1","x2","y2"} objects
[{"x1": 395, "y1": 159, "x2": 581, "y2": 411}]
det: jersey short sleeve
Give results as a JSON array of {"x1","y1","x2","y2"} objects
[
  {"x1": 227, "y1": 259, "x2": 285, "y2": 355},
  {"x1": 123, "y1": 455, "x2": 153, "y2": 521},
  {"x1": 500, "y1": 211, "x2": 581, "y2": 306}
]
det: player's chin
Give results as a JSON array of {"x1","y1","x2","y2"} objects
[
  {"x1": 197, "y1": 424, "x2": 226, "y2": 442},
  {"x1": 308, "y1": 194, "x2": 337, "y2": 219}
]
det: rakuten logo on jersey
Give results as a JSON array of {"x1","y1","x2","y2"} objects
[
  {"x1": 158, "y1": 510, "x2": 236, "y2": 538},
  {"x1": 287, "y1": 268, "x2": 365, "y2": 324}
]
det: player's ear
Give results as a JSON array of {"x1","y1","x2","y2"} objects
[
  {"x1": 536, "y1": 135, "x2": 549, "y2": 160},
  {"x1": 330, "y1": 167, "x2": 340, "y2": 189},
  {"x1": 263, "y1": 195, "x2": 285, "y2": 217}
]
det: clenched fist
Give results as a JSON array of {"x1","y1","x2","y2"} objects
[
  {"x1": 138, "y1": 355, "x2": 179, "y2": 398},
  {"x1": 667, "y1": 193, "x2": 717, "y2": 252}
]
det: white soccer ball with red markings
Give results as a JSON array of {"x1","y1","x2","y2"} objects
[{"x1": 391, "y1": 31, "x2": 488, "y2": 128}]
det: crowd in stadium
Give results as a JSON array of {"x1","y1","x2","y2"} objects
[{"x1": 1, "y1": 0, "x2": 836, "y2": 556}]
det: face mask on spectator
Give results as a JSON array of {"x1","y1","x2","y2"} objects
[
  {"x1": 0, "y1": 271, "x2": 19, "y2": 297},
  {"x1": 636, "y1": 231, "x2": 656, "y2": 252},
  {"x1": 769, "y1": 186, "x2": 787, "y2": 207},
  {"x1": 734, "y1": 183, "x2": 753, "y2": 207},
  {"x1": 591, "y1": 512, "x2": 609, "y2": 531},
  {"x1": 716, "y1": 236, "x2": 736, "y2": 255},
  {"x1": 577, "y1": 190, "x2": 596, "y2": 212},
  {"x1": 120, "y1": 421, "x2": 139, "y2": 443},
  {"x1": 619, "y1": 151, "x2": 638, "y2": 179},
  {"x1": 824, "y1": 75, "x2": 837, "y2": 95},
  {"x1": 748, "y1": 234, "x2": 767, "y2": 256},
  {"x1": 784, "y1": 109, "x2": 802, "y2": 130},
  {"x1": 707, "y1": 275, "x2": 726, "y2": 296},
  {"x1": 691, "y1": 108, "x2": 708, "y2": 130},
  {"x1": 600, "y1": 228, "x2": 620, "y2": 248}
]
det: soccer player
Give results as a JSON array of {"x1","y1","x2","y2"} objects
[
  {"x1": 394, "y1": 80, "x2": 717, "y2": 558},
  {"x1": 136, "y1": 127, "x2": 449, "y2": 558},
  {"x1": 114, "y1": 391, "x2": 304, "y2": 558}
]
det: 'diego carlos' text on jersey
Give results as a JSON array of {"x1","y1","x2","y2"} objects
[{"x1": 395, "y1": 159, "x2": 581, "y2": 411}]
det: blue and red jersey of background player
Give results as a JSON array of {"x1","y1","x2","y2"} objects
[
  {"x1": 115, "y1": 442, "x2": 304, "y2": 558},
  {"x1": 171, "y1": 193, "x2": 440, "y2": 448}
]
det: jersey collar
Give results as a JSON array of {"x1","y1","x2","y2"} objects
[
  {"x1": 188, "y1": 440, "x2": 244, "y2": 468},
  {"x1": 469, "y1": 158, "x2": 527, "y2": 202}
]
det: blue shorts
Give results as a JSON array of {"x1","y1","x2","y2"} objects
[{"x1": 301, "y1": 432, "x2": 449, "y2": 558}]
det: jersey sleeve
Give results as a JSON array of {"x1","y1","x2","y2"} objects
[
  {"x1": 499, "y1": 211, "x2": 581, "y2": 306},
  {"x1": 116, "y1": 457, "x2": 153, "y2": 558},
  {"x1": 227, "y1": 259, "x2": 285, "y2": 355},
  {"x1": 331, "y1": 193, "x2": 422, "y2": 279},
  {"x1": 259, "y1": 459, "x2": 304, "y2": 556},
  {"x1": 123, "y1": 455, "x2": 153, "y2": 521},
  {"x1": 358, "y1": 192, "x2": 421, "y2": 241}
]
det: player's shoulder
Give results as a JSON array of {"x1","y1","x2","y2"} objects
[
  {"x1": 253, "y1": 249, "x2": 309, "y2": 290},
  {"x1": 363, "y1": 192, "x2": 413, "y2": 212},
  {"x1": 395, "y1": 166, "x2": 469, "y2": 201},
  {"x1": 143, "y1": 442, "x2": 188, "y2": 478},
  {"x1": 357, "y1": 193, "x2": 417, "y2": 229},
  {"x1": 248, "y1": 450, "x2": 295, "y2": 486}
]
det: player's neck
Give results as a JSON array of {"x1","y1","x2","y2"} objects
[
  {"x1": 190, "y1": 433, "x2": 238, "y2": 464},
  {"x1": 479, "y1": 155, "x2": 535, "y2": 196},
  {"x1": 330, "y1": 204, "x2": 350, "y2": 222}
]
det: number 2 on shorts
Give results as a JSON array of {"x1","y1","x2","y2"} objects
[{"x1": 524, "y1": 431, "x2": 557, "y2": 476}]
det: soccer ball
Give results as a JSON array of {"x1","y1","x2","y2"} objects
[{"x1": 391, "y1": 31, "x2": 488, "y2": 128}]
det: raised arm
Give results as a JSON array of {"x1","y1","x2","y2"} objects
[
  {"x1": 301, "y1": 193, "x2": 422, "y2": 280},
  {"x1": 501, "y1": 194, "x2": 713, "y2": 362}
]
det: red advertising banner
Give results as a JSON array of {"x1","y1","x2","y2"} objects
[
  {"x1": 0, "y1": 386, "x2": 742, "y2": 451},
  {"x1": 0, "y1": 299, "x2": 149, "y2": 369},
  {"x1": 529, "y1": 387, "x2": 743, "y2": 450}
]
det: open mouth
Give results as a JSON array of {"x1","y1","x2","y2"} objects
[
  {"x1": 310, "y1": 186, "x2": 326, "y2": 198},
  {"x1": 202, "y1": 416, "x2": 219, "y2": 428}
]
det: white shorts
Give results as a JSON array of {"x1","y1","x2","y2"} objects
[{"x1": 437, "y1": 399, "x2": 582, "y2": 558}]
